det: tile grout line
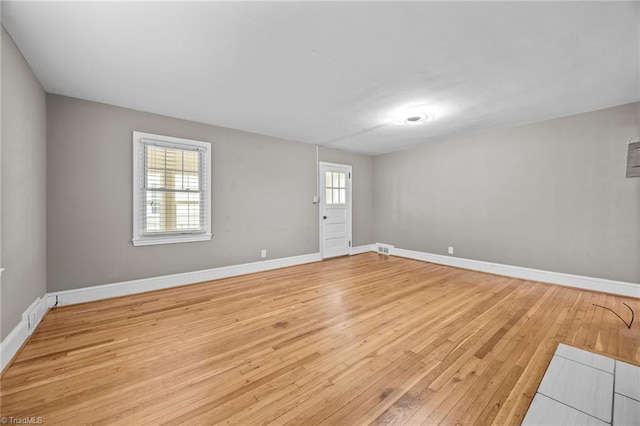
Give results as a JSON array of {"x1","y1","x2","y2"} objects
[
  {"x1": 614, "y1": 391, "x2": 640, "y2": 404},
  {"x1": 611, "y1": 360, "x2": 616, "y2": 425},
  {"x1": 549, "y1": 353, "x2": 615, "y2": 422},
  {"x1": 527, "y1": 344, "x2": 632, "y2": 425},
  {"x1": 537, "y1": 391, "x2": 612, "y2": 424},
  {"x1": 545, "y1": 347, "x2": 615, "y2": 424},
  {"x1": 555, "y1": 352, "x2": 614, "y2": 375}
]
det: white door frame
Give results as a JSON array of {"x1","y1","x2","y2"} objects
[{"x1": 319, "y1": 161, "x2": 352, "y2": 259}]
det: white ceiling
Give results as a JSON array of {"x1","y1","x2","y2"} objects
[{"x1": 2, "y1": 1, "x2": 639, "y2": 155}]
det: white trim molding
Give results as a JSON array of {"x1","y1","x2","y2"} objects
[
  {"x1": 385, "y1": 245, "x2": 639, "y2": 298},
  {"x1": 0, "y1": 316, "x2": 29, "y2": 372},
  {"x1": 1, "y1": 296, "x2": 50, "y2": 372},
  {"x1": 375, "y1": 242, "x2": 394, "y2": 255},
  {"x1": 318, "y1": 161, "x2": 353, "y2": 259},
  {"x1": 350, "y1": 244, "x2": 375, "y2": 255},
  {"x1": 23, "y1": 296, "x2": 49, "y2": 334},
  {"x1": 5, "y1": 245, "x2": 635, "y2": 374},
  {"x1": 1, "y1": 252, "x2": 321, "y2": 374},
  {"x1": 45, "y1": 247, "x2": 371, "y2": 309},
  {"x1": 132, "y1": 131, "x2": 213, "y2": 247},
  {"x1": 47, "y1": 252, "x2": 322, "y2": 307}
]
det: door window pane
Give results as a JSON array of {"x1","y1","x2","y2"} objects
[{"x1": 325, "y1": 171, "x2": 347, "y2": 205}]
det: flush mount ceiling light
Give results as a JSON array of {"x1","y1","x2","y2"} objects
[
  {"x1": 403, "y1": 112, "x2": 428, "y2": 125},
  {"x1": 392, "y1": 106, "x2": 435, "y2": 125}
]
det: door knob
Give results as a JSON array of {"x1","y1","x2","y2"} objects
[{"x1": 323, "y1": 216, "x2": 328, "y2": 220}]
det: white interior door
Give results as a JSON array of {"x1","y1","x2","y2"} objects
[{"x1": 319, "y1": 162, "x2": 352, "y2": 259}]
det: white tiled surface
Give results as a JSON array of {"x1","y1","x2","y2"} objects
[
  {"x1": 522, "y1": 394, "x2": 608, "y2": 426},
  {"x1": 538, "y1": 355, "x2": 613, "y2": 422},
  {"x1": 525, "y1": 344, "x2": 640, "y2": 426},
  {"x1": 556, "y1": 343, "x2": 615, "y2": 373},
  {"x1": 613, "y1": 394, "x2": 640, "y2": 426},
  {"x1": 615, "y1": 361, "x2": 640, "y2": 401}
]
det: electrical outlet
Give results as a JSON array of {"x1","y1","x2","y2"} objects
[
  {"x1": 261, "y1": 249, "x2": 267, "y2": 258},
  {"x1": 448, "y1": 246, "x2": 454, "y2": 255}
]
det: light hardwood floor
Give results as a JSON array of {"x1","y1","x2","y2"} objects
[{"x1": 1, "y1": 253, "x2": 638, "y2": 425}]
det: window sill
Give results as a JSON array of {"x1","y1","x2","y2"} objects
[{"x1": 132, "y1": 233, "x2": 212, "y2": 246}]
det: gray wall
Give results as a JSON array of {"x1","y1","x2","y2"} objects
[
  {"x1": 374, "y1": 103, "x2": 640, "y2": 284},
  {"x1": 319, "y1": 147, "x2": 373, "y2": 246},
  {"x1": 47, "y1": 95, "x2": 374, "y2": 292},
  {"x1": 5, "y1": 22, "x2": 637, "y2": 336},
  {"x1": 1, "y1": 26, "x2": 47, "y2": 339}
]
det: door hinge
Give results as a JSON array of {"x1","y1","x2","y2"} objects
[
  {"x1": 349, "y1": 172, "x2": 351, "y2": 179},
  {"x1": 349, "y1": 240, "x2": 352, "y2": 247}
]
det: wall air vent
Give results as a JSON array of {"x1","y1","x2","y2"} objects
[
  {"x1": 627, "y1": 138, "x2": 640, "y2": 178},
  {"x1": 376, "y1": 243, "x2": 394, "y2": 255},
  {"x1": 22, "y1": 297, "x2": 49, "y2": 335}
]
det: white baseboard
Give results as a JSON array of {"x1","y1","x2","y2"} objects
[
  {"x1": 5, "y1": 244, "x2": 634, "y2": 374},
  {"x1": 350, "y1": 244, "x2": 375, "y2": 255},
  {"x1": 387, "y1": 246, "x2": 639, "y2": 298},
  {"x1": 1, "y1": 296, "x2": 49, "y2": 372},
  {"x1": 374, "y1": 242, "x2": 395, "y2": 254},
  {"x1": 47, "y1": 252, "x2": 322, "y2": 307},
  {"x1": 0, "y1": 316, "x2": 29, "y2": 372},
  {"x1": 23, "y1": 296, "x2": 49, "y2": 334},
  {"x1": 1, "y1": 252, "x2": 322, "y2": 373}
]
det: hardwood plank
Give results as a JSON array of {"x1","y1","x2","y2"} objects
[{"x1": 1, "y1": 253, "x2": 638, "y2": 425}]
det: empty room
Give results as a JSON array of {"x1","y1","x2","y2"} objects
[{"x1": 1, "y1": 1, "x2": 639, "y2": 425}]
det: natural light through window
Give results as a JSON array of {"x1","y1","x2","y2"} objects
[
  {"x1": 325, "y1": 172, "x2": 346, "y2": 205},
  {"x1": 145, "y1": 146, "x2": 201, "y2": 232},
  {"x1": 133, "y1": 132, "x2": 212, "y2": 246}
]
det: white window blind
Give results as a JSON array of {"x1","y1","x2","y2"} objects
[{"x1": 133, "y1": 132, "x2": 212, "y2": 246}]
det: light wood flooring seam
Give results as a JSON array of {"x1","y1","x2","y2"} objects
[{"x1": 1, "y1": 253, "x2": 638, "y2": 425}]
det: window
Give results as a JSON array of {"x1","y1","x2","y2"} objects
[
  {"x1": 133, "y1": 131, "x2": 212, "y2": 246},
  {"x1": 325, "y1": 171, "x2": 346, "y2": 205}
]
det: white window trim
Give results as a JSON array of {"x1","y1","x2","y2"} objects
[{"x1": 132, "y1": 131, "x2": 212, "y2": 246}]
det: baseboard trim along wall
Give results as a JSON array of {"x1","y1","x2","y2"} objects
[
  {"x1": 1, "y1": 296, "x2": 49, "y2": 372},
  {"x1": 4, "y1": 244, "x2": 637, "y2": 373},
  {"x1": 47, "y1": 252, "x2": 323, "y2": 307},
  {"x1": 0, "y1": 318, "x2": 29, "y2": 373},
  {"x1": 1, "y1": 252, "x2": 323, "y2": 373},
  {"x1": 350, "y1": 244, "x2": 375, "y2": 255},
  {"x1": 377, "y1": 243, "x2": 640, "y2": 298}
]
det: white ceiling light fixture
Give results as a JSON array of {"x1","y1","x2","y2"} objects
[
  {"x1": 392, "y1": 106, "x2": 435, "y2": 125},
  {"x1": 2, "y1": 2, "x2": 637, "y2": 154}
]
